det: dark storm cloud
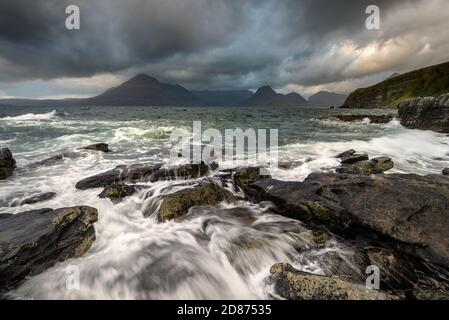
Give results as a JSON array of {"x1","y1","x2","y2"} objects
[{"x1": 0, "y1": 0, "x2": 448, "y2": 95}]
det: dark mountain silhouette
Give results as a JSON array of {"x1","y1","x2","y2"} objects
[
  {"x1": 240, "y1": 86, "x2": 307, "y2": 107},
  {"x1": 83, "y1": 74, "x2": 202, "y2": 106},
  {"x1": 308, "y1": 91, "x2": 347, "y2": 107},
  {"x1": 192, "y1": 90, "x2": 252, "y2": 106},
  {"x1": 0, "y1": 75, "x2": 309, "y2": 107}
]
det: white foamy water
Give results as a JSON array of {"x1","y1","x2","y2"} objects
[{"x1": 1, "y1": 106, "x2": 448, "y2": 299}]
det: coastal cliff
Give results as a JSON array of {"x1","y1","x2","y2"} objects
[{"x1": 342, "y1": 61, "x2": 449, "y2": 108}]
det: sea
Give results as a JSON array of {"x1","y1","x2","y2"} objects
[{"x1": 1, "y1": 105, "x2": 448, "y2": 299}]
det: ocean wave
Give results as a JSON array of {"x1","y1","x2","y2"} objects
[
  {"x1": 0, "y1": 110, "x2": 59, "y2": 121},
  {"x1": 112, "y1": 126, "x2": 190, "y2": 142}
]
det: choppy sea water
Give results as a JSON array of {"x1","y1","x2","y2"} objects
[{"x1": 1, "y1": 105, "x2": 448, "y2": 299}]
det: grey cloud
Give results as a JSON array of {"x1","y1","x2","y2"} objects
[{"x1": 0, "y1": 0, "x2": 447, "y2": 96}]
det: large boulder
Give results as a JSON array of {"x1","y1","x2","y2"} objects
[
  {"x1": 158, "y1": 182, "x2": 236, "y2": 221},
  {"x1": 0, "y1": 148, "x2": 16, "y2": 180},
  {"x1": 75, "y1": 162, "x2": 215, "y2": 190},
  {"x1": 269, "y1": 263, "x2": 397, "y2": 300},
  {"x1": 251, "y1": 173, "x2": 449, "y2": 268},
  {"x1": 398, "y1": 94, "x2": 449, "y2": 133},
  {"x1": 0, "y1": 206, "x2": 98, "y2": 291}
]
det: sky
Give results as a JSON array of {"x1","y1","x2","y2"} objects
[{"x1": 0, "y1": 0, "x2": 448, "y2": 99}]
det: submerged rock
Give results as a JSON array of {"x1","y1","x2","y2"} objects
[
  {"x1": 98, "y1": 183, "x2": 137, "y2": 200},
  {"x1": 23, "y1": 143, "x2": 111, "y2": 170},
  {"x1": 269, "y1": 263, "x2": 397, "y2": 300},
  {"x1": 251, "y1": 173, "x2": 449, "y2": 268},
  {"x1": 0, "y1": 148, "x2": 16, "y2": 180},
  {"x1": 11, "y1": 192, "x2": 57, "y2": 207},
  {"x1": 76, "y1": 162, "x2": 215, "y2": 190},
  {"x1": 332, "y1": 114, "x2": 393, "y2": 124},
  {"x1": 81, "y1": 143, "x2": 111, "y2": 153},
  {"x1": 0, "y1": 206, "x2": 98, "y2": 291},
  {"x1": 398, "y1": 94, "x2": 449, "y2": 133},
  {"x1": 337, "y1": 156, "x2": 394, "y2": 175},
  {"x1": 158, "y1": 182, "x2": 236, "y2": 221}
]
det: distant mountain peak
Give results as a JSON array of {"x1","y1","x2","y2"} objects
[
  {"x1": 241, "y1": 85, "x2": 306, "y2": 107},
  {"x1": 256, "y1": 85, "x2": 276, "y2": 95},
  {"x1": 126, "y1": 73, "x2": 160, "y2": 85}
]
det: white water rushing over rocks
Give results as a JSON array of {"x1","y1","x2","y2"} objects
[{"x1": 1, "y1": 106, "x2": 448, "y2": 299}]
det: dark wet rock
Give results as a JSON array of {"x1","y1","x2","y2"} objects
[
  {"x1": 443, "y1": 168, "x2": 449, "y2": 175},
  {"x1": 411, "y1": 263, "x2": 449, "y2": 300},
  {"x1": 336, "y1": 149, "x2": 355, "y2": 159},
  {"x1": 398, "y1": 94, "x2": 449, "y2": 133},
  {"x1": 98, "y1": 183, "x2": 138, "y2": 200},
  {"x1": 332, "y1": 114, "x2": 393, "y2": 124},
  {"x1": 81, "y1": 143, "x2": 111, "y2": 153},
  {"x1": 340, "y1": 153, "x2": 369, "y2": 164},
  {"x1": 147, "y1": 162, "x2": 216, "y2": 183},
  {"x1": 249, "y1": 179, "x2": 352, "y2": 231},
  {"x1": 0, "y1": 214, "x2": 13, "y2": 220},
  {"x1": 76, "y1": 163, "x2": 163, "y2": 190},
  {"x1": 251, "y1": 173, "x2": 449, "y2": 268},
  {"x1": 269, "y1": 263, "x2": 398, "y2": 300},
  {"x1": 10, "y1": 192, "x2": 57, "y2": 207},
  {"x1": 0, "y1": 148, "x2": 16, "y2": 180},
  {"x1": 0, "y1": 206, "x2": 98, "y2": 291},
  {"x1": 158, "y1": 182, "x2": 236, "y2": 221},
  {"x1": 75, "y1": 162, "x2": 215, "y2": 190},
  {"x1": 24, "y1": 151, "x2": 80, "y2": 170},
  {"x1": 233, "y1": 167, "x2": 271, "y2": 191},
  {"x1": 297, "y1": 249, "x2": 370, "y2": 284},
  {"x1": 336, "y1": 156, "x2": 394, "y2": 175},
  {"x1": 363, "y1": 247, "x2": 417, "y2": 291}
]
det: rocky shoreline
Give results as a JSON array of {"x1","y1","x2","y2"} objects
[{"x1": 1, "y1": 138, "x2": 449, "y2": 299}]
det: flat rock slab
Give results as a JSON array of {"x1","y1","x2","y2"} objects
[
  {"x1": 76, "y1": 162, "x2": 214, "y2": 190},
  {"x1": 251, "y1": 173, "x2": 449, "y2": 268},
  {"x1": 0, "y1": 206, "x2": 98, "y2": 291}
]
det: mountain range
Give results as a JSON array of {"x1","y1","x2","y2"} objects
[{"x1": 0, "y1": 74, "x2": 346, "y2": 107}]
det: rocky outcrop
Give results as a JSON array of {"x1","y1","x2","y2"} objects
[
  {"x1": 158, "y1": 182, "x2": 236, "y2": 221},
  {"x1": 250, "y1": 173, "x2": 449, "y2": 268},
  {"x1": 76, "y1": 162, "x2": 215, "y2": 190},
  {"x1": 443, "y1": 168, "x2": 449, "y2": 175},
  {"x1": 336, "y1": 156, "x2": 394, "y2": 175},
  {"x1": 342, "y1": 61, "x2": 449, "y2": 108},
  {"x1": 0, "y1": 148, "x2": 16, "y2": 180},
  {"x1": 0, "y1": 206, "x2": 98, "y2": 291},
  {"x1": 332, "y1": 115, "x2": 393, "y2": 124},
  {"x1": 269, "y1": 263, "x2": 397, "y2": 300},
  {"x1": 398, "y1": 93, "x2": 449, "y2": 133},
  {"x1": 98, "y1": 184, "x2": 137, "y2": 200}
]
